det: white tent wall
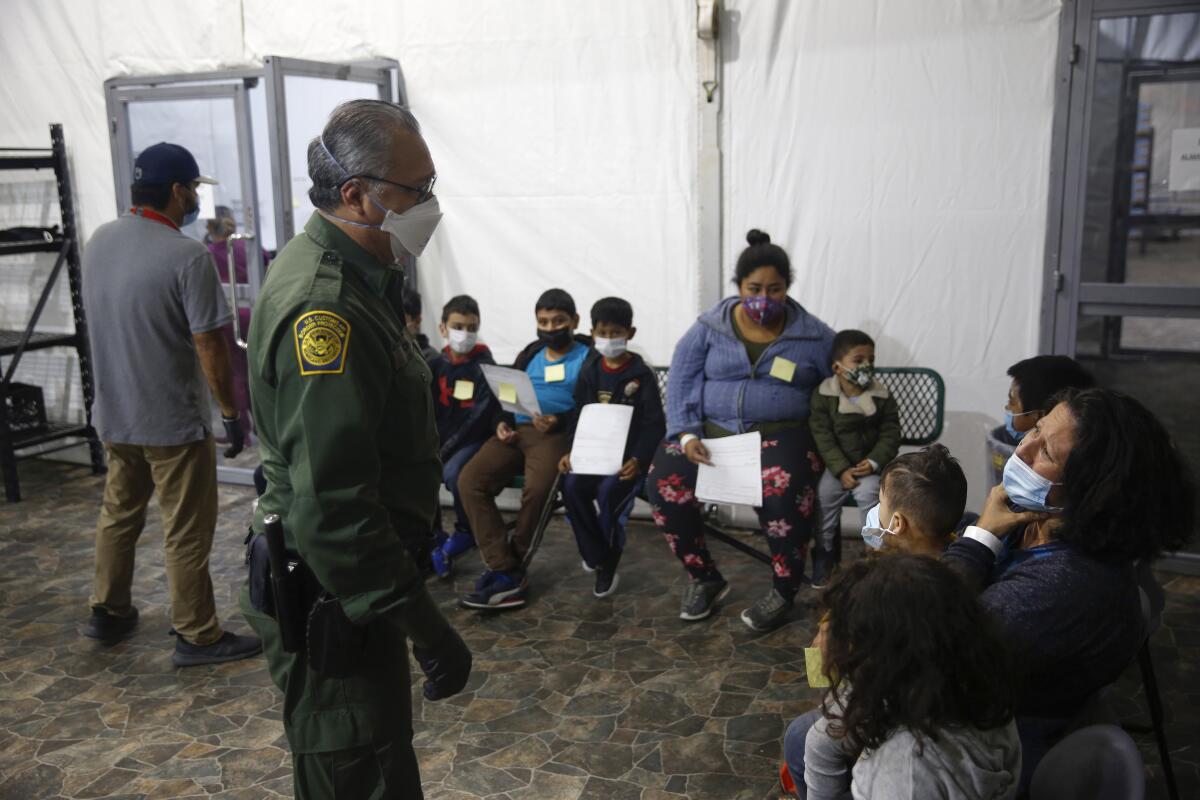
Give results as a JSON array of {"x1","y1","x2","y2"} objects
[
  {"x1": 722, "y1": 0, "x2": 1062, "y2": 507},
  {"x1": 0, "y1": 0, "x2": 1062, "y2": 510},
  {"x1": 0, "y1": 0, "x2": 700, "y2": 436}
]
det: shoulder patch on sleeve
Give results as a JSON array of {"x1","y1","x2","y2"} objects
[{"x1": 294, "y1": 310, "x2": 351, "y2": 376}]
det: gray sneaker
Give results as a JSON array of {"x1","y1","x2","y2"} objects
[
  {"x1": 740, "y1": 588, "x2": 794, "y2": 632},
  {"x1": 679, "y1": 578, "x2": 730, "y2": 621}
]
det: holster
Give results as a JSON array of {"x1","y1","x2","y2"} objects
[
  {"x1": 306, "y1": 592, "x2": 367, "y2": 679},
  {"x1": 246, "y1": 521, "x2": 365, "y2": 676}
]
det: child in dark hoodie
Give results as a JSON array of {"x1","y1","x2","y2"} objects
[
  {"x1": 557, "y1": 298, "x2": 666, "y2": 598},
  {"x1": 458, "y1": 288, "x2": 591, "y2": 610},
  {"x1": 427, "y1": 295, "x2": 497, "y2": 578}
]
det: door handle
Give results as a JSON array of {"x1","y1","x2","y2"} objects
[{"x1": 226, "y1": 233, "x2": 255, "y2": 350}]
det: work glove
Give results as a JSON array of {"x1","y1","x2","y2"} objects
[
  {"x1": 222, "y1": 415, "x2": 246, "y2": 458},
  {"x1": 413, "y1": 627, "x2": 472, "y2": 701}
]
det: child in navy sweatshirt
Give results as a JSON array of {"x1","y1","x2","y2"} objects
[
  {"x1": 558, "y1": 297, "x2": 666, "y2": 597},
  {"x1": 427, "y1": 295, "x2": 496, "y2": 577}
]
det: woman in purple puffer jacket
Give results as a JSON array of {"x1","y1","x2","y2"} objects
[{"x1": 648, "y1": 229, "x2": 835, "y2": 632}]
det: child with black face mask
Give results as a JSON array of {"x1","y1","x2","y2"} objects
[{"x1": 457, "y1": 289, "x2": 592, "y2": 610}]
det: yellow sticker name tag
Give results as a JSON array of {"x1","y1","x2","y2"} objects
[
  {"x1": 769, "y1": 356, "x2": 796, "y2": 383},
  {"x1": 545, "y1": 363, "x2": 566, "y2": 383},
  {"x1": 499, "y1": 383, "x2": 518, "y2": 404},
  {"x1": 805, "y1": 647, "x2": 831, "y2": 688},
  {"x1": 453, "y1": 380, "x2": 474, "y2": 401},
  {"x1": 294, "y1": 310, "x2": 350, "y2": 376}
]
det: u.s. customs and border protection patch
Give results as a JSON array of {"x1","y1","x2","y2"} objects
[{"x1": 294, "y1": 310, "x2": 351, "y2": 376}]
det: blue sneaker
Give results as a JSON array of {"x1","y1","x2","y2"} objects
[
  {"x1": 431, "y1": 548, "x2": 452, "y2": 579},
  {"x1": 459, "y1": 570, "x2": 528, "y2": 610},
  {"x1": 443, "y1": 530, "x2": 476, "y2": 559}
]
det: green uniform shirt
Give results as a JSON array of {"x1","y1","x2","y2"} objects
[{"x1": 240, "y1": 212, "x2": 449, "y2": 753}]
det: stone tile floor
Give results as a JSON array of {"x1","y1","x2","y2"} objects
[{"x1": 0, "y1": 460, "x2": 1197, "y2": 799}]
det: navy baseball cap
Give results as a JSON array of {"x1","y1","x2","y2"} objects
[{"x1": 132, "y1": 142, "x2": 218, "y2": 187}]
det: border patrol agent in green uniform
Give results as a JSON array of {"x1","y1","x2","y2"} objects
[{"x1": 240, "y1": 100, "x2": 470, "y2": 800}]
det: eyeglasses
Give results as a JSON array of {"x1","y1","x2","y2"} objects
[{"x1": 356, "y1": 173, "x2": 437, "y2": 204}]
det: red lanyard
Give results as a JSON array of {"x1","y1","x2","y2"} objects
[{"x1": 130, "y1": 207, "x2": 179, "y2": 231}]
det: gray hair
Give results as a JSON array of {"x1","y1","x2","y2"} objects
[{"x1": 307, "y1": 100, "x2": 422, "y2": 212}]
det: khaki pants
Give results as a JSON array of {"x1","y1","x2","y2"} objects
[
  {"x1": 458, "y1": 425, "x2": 569, "y2": 572},
  {"x1": 90, "y1": 437, "x2": 223, "y2": 645}
]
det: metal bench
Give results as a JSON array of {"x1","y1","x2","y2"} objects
[
  {"x1": 698, "y1": 366, "x2": 945, "y2": 563},
  {"x1": 516, "y1": 365, "x2": 946, "y2": 569}
]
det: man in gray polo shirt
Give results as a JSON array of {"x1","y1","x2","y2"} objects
[{"x1": 81, "y1": 142, "x2": 260, "y2": 667}]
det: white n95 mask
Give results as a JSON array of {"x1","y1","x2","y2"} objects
[
  {"x1": 447, "y1": 328, "x2": 478, "y2": 355},
  {"x1": 371, "y1": 194, "x2": 442, "y2": 260},
  {"x1": 317, "y1": 136, "x2": 443, "y2": 261}
]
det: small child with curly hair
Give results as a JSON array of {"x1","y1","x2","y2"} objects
[{"x1": 781, "y1": 555, "x2": 1021, "y2": 800}]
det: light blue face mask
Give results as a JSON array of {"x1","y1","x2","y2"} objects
[
  {"x1": 181, "y1": 187, "x2": 200, "y2": 227},
  {"x1": 861, "y1": 504, "x2": 896, "y2": 550},
  {"x1": 1003, "y1": 411, "x2": 1024, "y2": 442},
  {"x1": 1004, "y1": 409, "x2": 1038, "y2": 442},
  {"x1": 1002, "y1": 453, "x2": 1063, "y2": 513}
]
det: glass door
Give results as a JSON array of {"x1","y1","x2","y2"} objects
[
  {"x1": 109, "y1": 83, "x2": 265, "y2": 485},
  {"x1": 1047, "y1": 1, "x2": 1200, "y2": 572},
  {"x1": 262, "y1": 57, "x2": 396, "y2": 245},
  {"x1": 104, "y1": 58, "x2": 401, "y2": 486}
]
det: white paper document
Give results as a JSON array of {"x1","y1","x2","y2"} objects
[
  {"x1": 570, "y1": 403, "x2": 634, "y2": 475},
  {"x1": 695, "y1": 431, "x2": 763, "y2": 507},
  {"x1": 480, "y1": 364, "x2": 542, "y2": 418}
]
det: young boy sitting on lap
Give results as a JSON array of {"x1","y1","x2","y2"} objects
[
  {"x1": 458, "y1": 289, "x2": 591, "y2": 610},
  {"x1": 809, "y1": 329, "x2": 900, "y2": 586},
  {"x1": 428, "y1": 295, "x2": 497, "y2": 578},
  {"x1": 858, "y1": 443, "x2": 968, "y2": 557},
  {"x1": 558, "y1": 298, "x2": 665, "y2": 598}
]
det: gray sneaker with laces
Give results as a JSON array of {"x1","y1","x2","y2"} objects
[
  {"x1": 740, "y1": 588, "x2": 794, "y2": 632},
  {"x1": 679, "y1": 578, "x2": 730, "y2": 621}
]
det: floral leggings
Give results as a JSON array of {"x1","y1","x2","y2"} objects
[{"x1": 647, "y1": 426, "x2": 823, "y2": 598}]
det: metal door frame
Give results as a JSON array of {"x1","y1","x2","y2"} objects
[
  {"x1": 106, "y1": 83, "x2": 265, "y2": 303},
  {"x1": 1041, "y1": 0, "x2": 1200, "y2": 574},
  {"x1": 106, "y1": 82, "x2": 265, "y2": 486},
  {"x1": 103, "y1": 58, "x2": 402, "y2": 486},
  {"x1": 262, "y1": 56, "x2": 397, "y2": 245},
  {"x1": 1041, "y1": 0, "x2": 1200, "y2": 353}
]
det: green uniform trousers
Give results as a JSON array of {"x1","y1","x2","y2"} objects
[{"x1": 293, "y1": 738, "x2": 422, "y2": 800}]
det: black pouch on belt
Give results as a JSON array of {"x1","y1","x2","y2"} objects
[{"x1": 306, "y1": 593, "x2": 367, "y2": 679}]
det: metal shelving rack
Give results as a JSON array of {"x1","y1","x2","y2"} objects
[{"x1": 0, "y1": 123, "x2": 104, "y2": 501}]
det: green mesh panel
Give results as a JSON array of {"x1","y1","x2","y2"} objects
[{"x1": 650, "y1": 365, "x2": 944, "y2": 446}]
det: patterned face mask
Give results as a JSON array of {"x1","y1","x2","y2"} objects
[
  {"x1": 840, "y1": 363, "x2": 874, "y2": 388},
  {"x1": 741, "y1": 295, "x2": 784, "y2": 326}
]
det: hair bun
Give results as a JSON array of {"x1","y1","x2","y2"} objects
[{"x1": 746, "y1": 229, "x2": 771, "y2": 246}]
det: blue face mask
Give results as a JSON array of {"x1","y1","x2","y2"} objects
[
  {"x1": 1003, "y1": 411, "x2": 1025, "y2": 442},
  {"x1": 861, "y1": 504, "x2": 896, "y2": 550},
  {"x1": 1004, "y1": 408, "x2": 1040, "y2": 442},
  {"x1": 1002, "y1": 453, "x2": 1063, "y2": 513},
  {"x1": 182, "y1": 207, "x2": 200, "y2": 227}
]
